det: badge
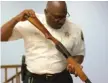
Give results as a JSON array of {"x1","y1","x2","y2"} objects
[{"x1": 65, "y1": 32, "x2": 70, "y2": 37}]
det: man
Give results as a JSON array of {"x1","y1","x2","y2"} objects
[{"x1": 1, "y1": 1, "x2": 85, "y2": 83}]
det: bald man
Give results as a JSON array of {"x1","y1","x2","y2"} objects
[{"x1": 1, "y1": 1, "x2": 85, "y2": 83}]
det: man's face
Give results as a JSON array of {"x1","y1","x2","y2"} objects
[{"x1": 45, "y1": 9, "x2": 67, "y2": 29}]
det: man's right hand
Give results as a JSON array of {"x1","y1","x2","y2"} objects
[
  {"x1": 15, "y1": 9, "x2": 36, "y2": 22},
  {"x1": 1, "y1": 9, "x2": 36, "y2": 41}
]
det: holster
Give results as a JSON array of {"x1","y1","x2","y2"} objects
[{"x1": 21, "y1": 55, "x2": 27, "y2": 81}]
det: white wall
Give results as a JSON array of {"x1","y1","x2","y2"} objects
[{"x1": 1, "y1": 1, "x2": 108, "y2": 83}]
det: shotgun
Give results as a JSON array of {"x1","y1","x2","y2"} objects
[{"x1": 24, "y1": 15, "x2": 92, "y2": 83}]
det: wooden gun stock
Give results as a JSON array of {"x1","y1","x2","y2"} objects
[{"x1": 24, "y1": 15, "x2": 92, "y2": 83}]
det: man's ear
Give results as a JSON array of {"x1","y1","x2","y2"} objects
[{"x1": 44, "y1": 9, "x2": 47, "y2": 15}]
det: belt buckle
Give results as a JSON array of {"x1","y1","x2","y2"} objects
[{"x1": 45, "y1": 74, "x2": 53, "y2": 80}]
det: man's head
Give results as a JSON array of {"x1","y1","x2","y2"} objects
[{"x1": 44, "y1": 1, "x2": 67, "y2": 29}]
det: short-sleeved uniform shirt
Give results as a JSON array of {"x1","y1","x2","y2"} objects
[{"x1": 9, "y1": 13, "x2": 85, "y2": 74}]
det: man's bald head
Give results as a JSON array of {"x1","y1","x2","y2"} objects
[
  {"x1": 44, "y1": 1, "x2": 68, "y2": 29},
  {"x1": 46, "y1": 1, "x2": 67, "y2": 15}
]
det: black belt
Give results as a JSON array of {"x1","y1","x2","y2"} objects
[{"x1": 26, "y1": 69, "x2": 68, "y2": 81}]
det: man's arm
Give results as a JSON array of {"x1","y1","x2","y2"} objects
[
  {"x1": 1, "y1": 17, "x2": 18, "y2": 41},
  {"x1": 73, "y1": 55, "x2": 84, "y2": 64},
  {"x1": 67, "y1": 30, "x2": 85, "y2": 75},
  {"x1": 1, "y1": 9, "x2": 36, "y2": 41}
]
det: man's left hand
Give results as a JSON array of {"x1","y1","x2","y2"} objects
[{"x1": 67, "y1": 64, "x2": 83, "y2": 77}]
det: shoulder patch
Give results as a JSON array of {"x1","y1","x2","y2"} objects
[{"x1": 81, "y1": 31, "x2": 84, "y2": 41}]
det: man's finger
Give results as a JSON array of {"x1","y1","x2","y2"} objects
[
  {"x1": 67, "y1": 64, "x2": 75, "y2": 73},
  {"x1": 75, "y1": 71, "x2": 78, "y2": 77},
  {"x1": 74, "y1": 65, "x2": 83, "y2": 77}
]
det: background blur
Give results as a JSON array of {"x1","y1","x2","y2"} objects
[{"x1": 1, "y1": 1, "x2": 108, "y2": 83}]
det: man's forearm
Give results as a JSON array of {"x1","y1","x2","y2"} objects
[
  {"x1": 73, "y1": 55, "x2": 84, "y2": 64},
  {"x1": 1, "y1": 17, "x2": 18, "y2": 41}
]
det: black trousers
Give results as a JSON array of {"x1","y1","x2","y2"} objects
[{"x1": 23, "y1": 70, "x2": 73, "y2": 83}]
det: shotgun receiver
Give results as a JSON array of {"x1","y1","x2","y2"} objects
[{"x1": 24, "y1": 15, "x2": 92, "y2": 83}]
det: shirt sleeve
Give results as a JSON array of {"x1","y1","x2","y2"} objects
[
  {"x1": 8, "y1": 23, "x2": 23, "y2": 41},
  {"x1": 71, "y1": 30, "x2": 85, "y2": 56}
]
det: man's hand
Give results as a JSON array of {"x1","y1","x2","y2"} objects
[
  {"x1": 1, "y1": 9, "x2": 36, "y2": 41},
  {"x1": 67, "y1": 64, "x2": 83, "y2": 77},
  {"x1": 15, "y1": 9, "x2": 36, "y2": 22}
]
